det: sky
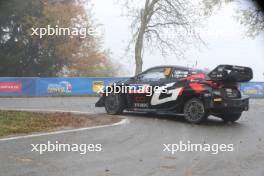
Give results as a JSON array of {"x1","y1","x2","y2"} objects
[{"x1": 90, "y1": 0, "x2": 264, "y2": 81}]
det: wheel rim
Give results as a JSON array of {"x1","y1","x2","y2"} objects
[{"x1": 185, "y1": 101, "x2": 205, "y2": 122}]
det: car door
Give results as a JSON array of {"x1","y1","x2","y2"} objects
[
  {"x1": 169, "y1": 68, "x2": 191, "y2": 108},
  {"x1": 149, "y1": 67, "x2": 189, "y2": 110},
  {"x1": 126, "y1": 67, "x2": 173, "y2": 109}
]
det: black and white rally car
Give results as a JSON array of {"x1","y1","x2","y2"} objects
[{"x1": 96, "y1": 65, "x2": 253, "y2": 124}]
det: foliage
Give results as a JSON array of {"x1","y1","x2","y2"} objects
[
  {"x1": 201, "y1": 0, "x2": 264, "y2": 37},
  {"x1": 0, "y1": 0, "x2": 120, "y2": 77}
]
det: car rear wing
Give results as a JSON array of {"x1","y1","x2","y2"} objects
[{"x1": 208, "y1": 65, "x2": 253, "y2": 82}]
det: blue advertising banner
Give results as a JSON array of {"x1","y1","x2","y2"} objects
[
  {"x1": 0, "y1": 77, "x2": 263, "y2": 97},
  {"x1": 36, "y1": 77, "x2": 128, "y2": 96},
  {"x1": 240, "y1": 82, "x2": 264, "y2": 98},
  {"x1": 36, "y1": 78, "x2": 90, "y2": 96}
]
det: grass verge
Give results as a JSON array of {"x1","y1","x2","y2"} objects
[{"x1": 0, "y1": 111, "x2": 122, "y2": 138}]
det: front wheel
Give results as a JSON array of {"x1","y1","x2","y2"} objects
[
  {"x1": 183, "y1": 98, "x2": 208, "y2": 124},
  {"x1": 219, "y1": 112, "x2": 242, "y2": 122},
  {"x1": 104, "y1": 93, "x2": 124, "y2": 115}
]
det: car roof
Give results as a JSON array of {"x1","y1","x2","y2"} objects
[{"x1": 145, "y1": 65, "x2": 203, "y2": 72}]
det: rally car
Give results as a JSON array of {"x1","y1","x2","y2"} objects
[{"x1": 96, "y1": 65, "x2": 253, "y2": 124}]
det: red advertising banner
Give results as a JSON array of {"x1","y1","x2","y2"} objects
[{"x1": 0, "y1": 82, "x2": 22, "y2": 92}]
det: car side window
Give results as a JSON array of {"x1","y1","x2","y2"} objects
[
  {"x1": 138, "y1": 68, "x2": 167, "y2": 81},
  {"x1": 172, "y1": 69, "x2": 189, "y2": 79}
]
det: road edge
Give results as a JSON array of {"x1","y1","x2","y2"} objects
[{"x1": 0, "y1": 109, "x2": 129, "y2": 142}]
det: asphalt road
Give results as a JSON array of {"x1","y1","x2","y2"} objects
[{"x1": 0, "y1": 97, "x2": 263, "y2": 176}]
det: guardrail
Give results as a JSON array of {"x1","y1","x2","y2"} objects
[{"x1": 0, "y1": 77, "x2": 263, "y2": 97}]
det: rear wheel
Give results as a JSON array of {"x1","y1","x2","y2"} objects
[
  {"x1": 184, "y1": 98, "x2": 208, "y2": 124},
  {"x1": 104, "y1": 93, "x2": 124, "y2": 115},
  {"x1": 219, "y1": 112, "x2": 242, "y2": 122}
]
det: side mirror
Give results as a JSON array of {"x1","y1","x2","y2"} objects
[
  {"x1": 130, "y1": 77, "x2": 136, "y2": 81},
  {"x1": 130, "y1": 73, "x2": 144, "y2": 81}
]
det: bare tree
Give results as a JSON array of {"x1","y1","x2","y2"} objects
[
  {"x1": 239, "y1": 6, "x2": 264, "y2": 37},
  {"x1": 123, "y1": 0, "x2": 203, "y2": 75},
  {"x1": 202, "y1": 0, "x2": 264, "y2": 37}
]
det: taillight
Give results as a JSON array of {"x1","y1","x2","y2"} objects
[{"x1": 224, "y1": 88, "x2": 240, "y2": 98}]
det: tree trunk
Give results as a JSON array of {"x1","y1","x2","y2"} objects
[
  {"x1": 135, "y1": 28, "x2": 144, "y2": 75},
  {"x1": 134, "y1": 0, "x2": 157, "y2": 75},
  {"x1": 134, "y1": 2, "x2": 148, "y2": 75}
]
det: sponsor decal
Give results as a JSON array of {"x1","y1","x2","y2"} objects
[
  {"x1": 151, "y1": 83, "x2": 183, "y2": 106},
  {"x1": 48, "y1": 81, "x2": 72, "y2": 93},
  {"x1": 0, "y1": 82, "x2": 22, "y2": 92},
  {"x1": 134, "y1": 96, "x2": 146, "y2": 103},
  {"x1": 93, "y1": 81, "x2": 104, "y2": 93},
  {"x1": 134, "y1": 103, "x2": 149, "y2": 108}
]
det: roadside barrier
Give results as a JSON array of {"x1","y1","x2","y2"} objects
[
  {"x1": 0, "y1": 77, "x2": 127, "y2": 97},
  {"x1": 0, "y1": 77, "x2": 263, "y2": 97},
  {"x1": 240, "y1": 82, "x2": 264, "y2": 98}
]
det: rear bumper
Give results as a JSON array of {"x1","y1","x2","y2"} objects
[{"x1": 207, "y1": 97, "x2": 249, "y2": 112}]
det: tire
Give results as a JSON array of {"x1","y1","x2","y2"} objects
[
  {"x1": 104, "y1": 93, "x2": 124, "y2": 115},
  {"x1": 183, "y1": 98, "x2": 208, "y2": 124},
  {"x1": 219, "y1": 112, "x2": 242, "y2": 122}
]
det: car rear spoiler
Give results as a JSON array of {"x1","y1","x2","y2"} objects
[{"x1": 208, "y1": 65, "x2": 253, "y2": 82}]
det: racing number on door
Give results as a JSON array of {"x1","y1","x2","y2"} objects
[{"x1": 150, "y1": 83, "x2": 183, "y2": 106}]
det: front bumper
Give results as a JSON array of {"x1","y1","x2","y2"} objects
[
  {"x1": 95, "y1": 97, "x2": 105, "y2": 107},
  {"x1": 207, "y1": 96, "x2": 249, "y2": 111}
]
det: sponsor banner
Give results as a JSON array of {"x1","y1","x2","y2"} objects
[
  {"x1": 36, "y1": 78, "x2": 90, "y2": 96},
  {"x1": 0, "y1": 78, "x2": 36, "y2": 96},
  {"x1": 0, "y1": 82, "x2": 22, "y2": 92},
  {"x1": 240, "y1": 82, "x2": 264, "y2": 97},
  {"x1": 36, "y1": 77, "x2": 128, "y2": 96},
  {"x1": 0, "y1": 77, "x2": 261, "y2": 97},
  {"x1": 92, "y1": 81, "x2": 104, "y2": 93}
]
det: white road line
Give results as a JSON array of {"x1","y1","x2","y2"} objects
[{"x1": 0, "y1": 109, "x2": 129, "y2": 142}]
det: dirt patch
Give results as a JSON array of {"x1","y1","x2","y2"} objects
[{"x1": 0, "y1": 111, "x2": 123, "y2": 138}]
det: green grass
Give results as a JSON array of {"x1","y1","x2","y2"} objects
[{"x1": 0, "y1": 111, "x2": 121, "y2": 138}]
